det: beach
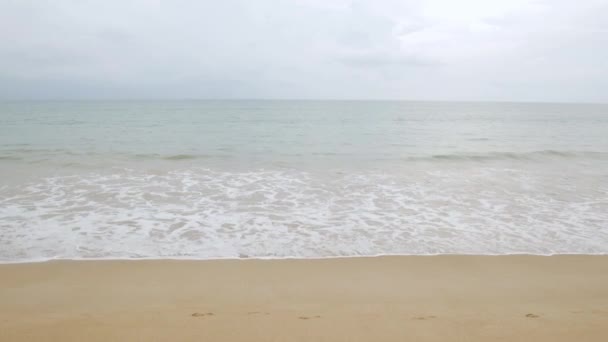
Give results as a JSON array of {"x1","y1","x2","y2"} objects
[
  {"x1": 1, "y1": 101, "x2": 607, "y2": 341},
  {"x1": 2, "y1": 1, "x2": 608, "y2": 340},
  {"x1": 1, "y1": 255, "x2": 607, "y2": 341}
]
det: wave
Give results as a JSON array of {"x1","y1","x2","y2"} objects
[
  {"x1": 1, "y1": 166, "x2": 607, "y2": 262},
  {"x1": 0, "y1": 155, "x2": 22, "y2": 161},
  {"x1": 164, "y1": 154, "x2": 201, "y2": 160},
  {"x1": 425, "y1": 150, "x2": 607, "y2": 162},
  {"x1": 4, "y1": 252, "x2": 608, "y2": 264},
  {"x1": 1, "y1": 150, "x2": 221, "y2": 162},
  {"x1": 1, "y1": 149, "x2": 607, "y2": 165},
  {"x1": 134, "y1": 153, "x2": 203, "y2": 160}
]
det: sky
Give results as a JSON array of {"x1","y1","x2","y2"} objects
[{"x1": 0, "y1": 0, "x2": 607, "y2": 102}]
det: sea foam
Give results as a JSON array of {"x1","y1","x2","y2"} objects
[{"x1": 1, "y1": 166, "x2": 607, "y2": 262}]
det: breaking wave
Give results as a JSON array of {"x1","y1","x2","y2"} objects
[{"x1": 1, "y1": 166, "x2": 607, "y2": 262}]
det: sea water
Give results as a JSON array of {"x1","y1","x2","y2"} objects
[{"x1": 1, "y1": 100, "x2": 607, "y2": 261}]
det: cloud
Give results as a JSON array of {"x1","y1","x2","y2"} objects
[
  {"x1": 0, "y1": 0, "x2": 606, "y2": 102},
  {"x1": 337, "y1": 51, "x2": 439, "y2": 68}
]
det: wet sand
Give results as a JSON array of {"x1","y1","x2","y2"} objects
[{"x1": 1, "y1": 255, "x2": 608, "y2": 341}]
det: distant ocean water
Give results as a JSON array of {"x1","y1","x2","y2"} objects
[{"x1": 1, "y1": 100, "x2": 607, "y2": 262}]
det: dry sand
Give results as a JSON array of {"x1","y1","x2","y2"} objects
[{"x1": 1, "y1": 255, "x2": 607, "y2": 341}]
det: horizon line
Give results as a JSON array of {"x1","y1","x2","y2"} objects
[{"x1": 0, "y1": 98, "x2": 607, "y2": 105}]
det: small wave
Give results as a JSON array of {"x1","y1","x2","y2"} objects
[
  {"x1": 0, "y1": 155, "x2": 21, "y2": 161},
  {"x1": 164, "y1": 154, "x2": 198, "y2": 160},
  {"x1": 427, "y1": 150, "x2": 606, "y2": 162},
  {"x1": 1, "y1": 148, "x2": 67, "y2": 154},
  {"x1": 134, "y1": 153, "x2": 211, "y2": 161},
  {"x1": 2, "y1": 148, "x2": 607, "y2": 165}
]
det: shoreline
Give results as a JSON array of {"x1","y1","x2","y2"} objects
[
  {"x1": 3, "y1": 252, "x2": 608, "y2": 265},
  {"x1": 1, "y1": 255, "x2": 608, "y2": 341}
]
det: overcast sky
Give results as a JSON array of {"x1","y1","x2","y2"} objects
[{"x1": 0, "y1": 0, "x2": 607, "y2": 102}]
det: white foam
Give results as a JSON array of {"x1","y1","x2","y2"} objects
[{"x1": 1, "y1": 166, "x2": 608, "y2": 262}]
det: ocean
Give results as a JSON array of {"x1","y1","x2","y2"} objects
[{"x1": 1, "y1": 100, "x2": 607, "y2": 262}]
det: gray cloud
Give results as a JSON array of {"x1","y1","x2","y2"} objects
[{"x1": 0, "y1": 0, "x2": 606, "y2": 102}]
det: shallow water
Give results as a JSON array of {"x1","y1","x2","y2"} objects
[{"x1": 1, "y1": 100, "x2": 607, "y2": 261}]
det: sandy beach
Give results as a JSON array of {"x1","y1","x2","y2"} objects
[{"x1": 1, "y1": 255, "x2": 607, "y2": 341}]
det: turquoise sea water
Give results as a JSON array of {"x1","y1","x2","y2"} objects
[{"x1": 1, "y1": 100, "x2": 607, "y2": 261}]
